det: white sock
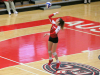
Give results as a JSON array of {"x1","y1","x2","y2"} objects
[
  {"x1": 49, "y1": 57, "x2": 52, "y2": 60},
  {"x1": 56, "y1": 60, "x2": 59, "y2": 63},
  {"x1": 8, "y1": 12, "x2": 11, "y2": 15}
]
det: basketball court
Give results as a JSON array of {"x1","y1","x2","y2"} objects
[{"x1": 0, "y1": 1, "x2": 100, "y2": 75}]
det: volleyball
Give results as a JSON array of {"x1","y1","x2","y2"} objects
[{"x1": 46, "y1": 2, "x2": 52, "y2": 8}]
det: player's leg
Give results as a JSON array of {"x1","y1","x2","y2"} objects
[
  {"x1": 52, "y1": 43, "x2": 58, "y2": 60},
  {"x1": 48, "y1": 41, "x2": 53, "y2": 57},
  {"x1": 52, "y1": 43, "x2": 61, "y2": 69},
  {"x1": 48, "y1": 41, "x2": 53, "y2": 65},
  {"x1": 9, "y1": 1, "x2": 18, "y2": 14},
  {"x1": 88, "y1": 0, "x2": 91, "y2": 3},
  {"x1": 84, "y1": 0, "x2": 87, "y2": 3},
  {"x1": 4, "y1": 1, "x2": 11, "y2": 15}
]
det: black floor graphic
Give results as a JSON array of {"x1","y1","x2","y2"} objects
[{"x1": 42, "y1": 62, "x2": 100, "y2": 75}]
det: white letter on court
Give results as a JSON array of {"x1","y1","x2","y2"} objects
[
  {"x1": 76, "y1": 23, "x2": 100, "y2": 29},
  {"x1": 90, "y1": 27, "x2": 100, "y2": 32},
  {"x1": 65, "y1": 21, "x2": 84, "y2": 26}
]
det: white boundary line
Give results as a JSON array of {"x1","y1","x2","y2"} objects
[
  {"x1": 19, "y1": 63, "x2": 51, "y2": 74},
  {"x1": 0, "y1": 65, "x2": 38, "y2": 75},
  {"x1": 0, "y1": 56, "x2": 19, "y2": 64},
  {"x1": 0, "y1": 49, "x2": 100, "y2": 74},
  {"x1": 14, "y1": 66, "x2": 38, "y2": 75},
  {"x1": 0, "y1": 56, "x2": 50, "y2": 75}
]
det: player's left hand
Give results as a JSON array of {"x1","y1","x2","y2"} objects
[
  {"x1": 44, "y1": 33, "x2": 50, "y2": 37},
  {"x1": 44, "y1": 33, "x2": 47, "y2": 37}
]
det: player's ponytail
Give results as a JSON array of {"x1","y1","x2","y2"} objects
[{"x1": 59, "y1": 18, "x2": 65, "y2": 29}]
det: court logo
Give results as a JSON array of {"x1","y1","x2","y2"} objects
[
  {"x1": 98, "y1": 55, "x2": 100, "y2": 60},
  {"x1": 42, "y1": 62, "x2": 100, "y2": 75}
]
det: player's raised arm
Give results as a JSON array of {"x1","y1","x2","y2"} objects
[{"x1": 48, "y1": 12, "x2": 59, "y2": 24}]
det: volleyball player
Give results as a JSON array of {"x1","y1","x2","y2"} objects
[{"x1": 44, "y1": 12, "x2": 65, "y2": 69}]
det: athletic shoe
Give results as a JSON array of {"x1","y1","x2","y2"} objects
[
  {"x1": 56, "y1": 61, "x2": 61, "y2": 69},
  {"x1": 14, "y1": 11, "x2": 18, "y2": 14},
  {"x1": 48, "y1": 59, "x2": 53, "y2": 65},
  {"x1": 8, "y1": 12, "x2": 11, "y2": 15}
]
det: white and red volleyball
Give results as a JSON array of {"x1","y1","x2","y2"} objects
[{"x1": 46, "y1": 2, "x2": 52, "y2": 8}]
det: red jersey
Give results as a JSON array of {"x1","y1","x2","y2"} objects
[{"x1": 49, "y1": 13, "x2": 61, "y2": 38}]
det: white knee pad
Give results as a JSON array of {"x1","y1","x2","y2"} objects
[
  {"x1": 53, "y1": 52, "x2": 57, "y2": 56},
  {"x1": 48, "y1": 51, "x2": 51, "y2": 53}
]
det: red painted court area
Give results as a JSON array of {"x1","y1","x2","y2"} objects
[{"x1": 0, "y1": 16, "x2": 100, "y2": 69}]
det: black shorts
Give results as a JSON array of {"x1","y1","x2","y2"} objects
[{"x1": 48, "y1": 36, "x2": 58, "y2": 43}]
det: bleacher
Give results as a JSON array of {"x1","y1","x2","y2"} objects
[{"x1": 0, "y1": 0, "x2": 99, "y2": 15}]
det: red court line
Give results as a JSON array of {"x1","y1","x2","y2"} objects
[
  {"x1": 0, "y1": 16, "x2": 100, "y2": 32},
  {"x1": 0, "y1": 18, "x2": 52, "y2": 32}
]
